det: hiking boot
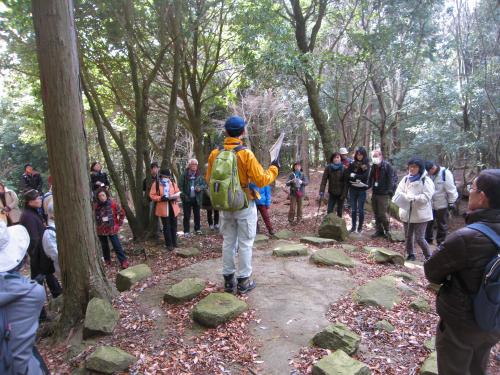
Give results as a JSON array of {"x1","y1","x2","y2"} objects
[
  {"x1": 349, "y1": 227, "x2": 356, "y2": 233},
  {"x1": 269, "y1": 230, "x2": 276, "y2": 236},
  {"x1": 120, "y1": 259, "x2": 129, "y2": 269},
  {"x1": 196, "y1": 230, "x2": 202, "y2": 235},
  {"x1": 209, "y1": 225, "x2": 215, "y2": 230},
  {"x1": 237, "y1": 277, "x2": 256, "y2": 294},
  {"x1": 406, "y1": 254, "x2": 416, "y2": 261},
  {"x1": 223, "y1": 274, "x2": 236, "y2": 294}
]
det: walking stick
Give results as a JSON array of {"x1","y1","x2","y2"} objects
[{"x1": 315, "y1": 195, "x2": 323, "y2": 225}]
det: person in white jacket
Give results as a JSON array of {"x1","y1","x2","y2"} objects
[
  {"x1": 392, "y1": 158, "x2": 435, "y2": 261},
  {"x1": 424, "y1": 161, "x2": 459, "y2": 245},
  {"x1": 42, "y1": 202, "x2": 60, "y2": 278}
]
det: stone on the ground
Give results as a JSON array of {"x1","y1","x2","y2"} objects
[
  {"x1": 274, "y1": 229, "x2": 295, "y2": 240},
  {"x1": 272, "y1": 243, "x2": 309, "y2": 257},
  {"x1": 192, "y1": 293, "x2": 247, "y2": 327},
  {"x1": 391, "y1": 271, "x2": 417, "y2": 282},
  {"x1": 318, "y1": 214, "x2": 349, "y2": 242},
  {"x1": 175, "y1": 247, "x2": 200, "y2": 258},
  {"x1": 420, "y1": 351, "x2": 438, "y2": 375},
  {"x1": 163, "y1": 278, "x2": 206, "y2": 304},
  {"x1": 410, "y1": 297, "x2": 431, "y2": 312},
  {"x1": 116, "y1": 263, "x2": 152, "y2": 292},
  {"x1": 85, "y1": 346, "x2": 136, "y2": 374},
  {"x1": 340, "y1": 244, "x2": 357, "y2": 252},
  {"x1": 424, "y1": 337, "x2": 435, "y2": 351},
  {"x1": 312, "y1": 322, "x2": 361, "y2": 355},
  {"x1": 364, "y1": 246, "x2": 404, "y2": 265},
  {"x1": 312, "y1": 349, "x2": 371, "y2": 375},
  {"x1": 387, "y1": 231, "x2": 405, "y2": 243},
  {"x1": 301, "y1": 236, "x2": 336, "y2": 246},
  {"x1": 311, "y1": 248, "x2": 354, "y2": 268},
  {"x1": 353, "y1": 276, "x2": 401, "y2": 309},
  {"x1": 71, "y1": 368, "x2": 87, "y2": 375},
  {"x1": 255, "y1": 234, "x2": 269, "y2": 243},
  {"x1": 83, "y1": 298, "x2": 119, "y2": 339},
  {"x1": 374, "y1": 320, "x2": 395, "y2": 332}
]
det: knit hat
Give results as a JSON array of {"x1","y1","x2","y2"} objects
[
  {"x1": 0, "y1": 222, "x2": 30, "y2": 272},
  {"x1": 224, "y1": 116, "x2": 246, "y2": 137},
  {"x1": 159, "y1": 169, "x2": 171, "y2": 177}
]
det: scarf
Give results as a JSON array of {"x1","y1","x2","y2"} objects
[
  {"x1": 330, "y1": 163, "x2": 343, "y2": 171},
  {"x1": 408, "y1": 173, "x2": 421, "y2": 183},
  {"x1": 293, "y1": 170, "x2": 302, "y2": 179},
  {"x1": 96, "y1": 199, "x2": 114, "y2": 228}
]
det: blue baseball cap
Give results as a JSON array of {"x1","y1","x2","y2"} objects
[{"x1": 224, "y1": 116, "x2": 246, "y2": 136}]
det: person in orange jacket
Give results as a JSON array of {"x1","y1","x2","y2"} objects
[
  {"x1": 206, "y1": 116, "x2": 279, "y2": 294},
  {"x1": 149, "y1": 168, "x2": 181, "y2": 251}
]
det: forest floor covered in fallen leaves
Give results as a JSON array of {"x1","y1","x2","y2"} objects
[{"x1": 38, "y1": 169, "x2": 500, "y2": 374}]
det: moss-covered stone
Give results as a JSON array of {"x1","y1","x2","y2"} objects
[
  {"x1": 312, "y1": 350, "x2": 371, "y2": 375},
  {"x1": 192, "y1": 293, "x2": 247, "y2": 327},
  {"x1": 311, "y1": 248, "x2": 355, "y2": 268},
  {"x1": 318, "y1": 214, "x2": 349, "y2": 242},
  {"x1": 374, "y1": 320, "x2": 395, "y2": 332},
  {"x1": 420, "y1": 351, "x2": 438, "y2": 375},
  {"x1": 274, "y1": 229, "x2": 295, "y2": 240},
  {"x1": 410, "y1": 297, "x2": 431, "y2": 312},
  {"x1": 312, "y1": 323, "x2": 361, "y2": 355},
  {"x1": 116, "y1": 264, "x2": 152, "y2": 292},
  {"x1": 272, "y1": 243, "x2": 309, "y2": 257},
  {"x1": 364, "y1": 246, "x2": 405, "y2": 265},
  {"x1": 175, "y1": 247, "x2": 200, "y2": 258},
  {"x1": 301, "y1": 236, "x2": 336, "y2": 246},
  {"x1": 83, "y1": 298, "x2": 119, "y2": 339},
  {"x1": 424, "y1": 337, "x2": 435, "y2": 351},
  {"x1": 353, "y1": 276, "x2": 401, "y2": 309},
  {"x1": 85, "y1": 346, "x2": 136, "y2": 374},
  {"x1": 164, "y1": 278, "x2": 206, "y2": 304}
]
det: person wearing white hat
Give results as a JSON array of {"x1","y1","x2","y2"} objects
[{"x1": 0, "y1": 222, "x2": 48, "y2": 374}]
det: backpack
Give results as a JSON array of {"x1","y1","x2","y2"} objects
[
  {"x1": 0, "y1": 306, "x2": 13, "y2": 374},
  {"x1": 465, "y1": 223, "x2": 500, "y2": 332},
  {"x1": 209, "y1": 146, "x2": 248, "y2": 211}
]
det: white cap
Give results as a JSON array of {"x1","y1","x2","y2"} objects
[{"x1": 339, "y1": 147, "x2": 348, "y2": 155}]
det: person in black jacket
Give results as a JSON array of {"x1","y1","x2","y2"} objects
[
  {"x1": 90, "y1": 161, "x2": 110, "y2": 192},
  {"x1": 20, "y1": 163, "x2": 43, "y2": 194},
  {"x1": 319, "y1": 152, "x2": 348, "y2": 217},
  {"x1": 368, "y1": 150, "x2": 397, "y2": 238},
  {"x1": 19, "y1": 189, "x2": 62, "y2": 299},
  {"x1": 424, "y1": 169, "x2": 500, "y2": 375},
  {"x1": 347, "y1": 147, "x2": 370, "y2": 233}
]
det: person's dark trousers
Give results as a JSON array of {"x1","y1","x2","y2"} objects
[
  {"x1": 98, "y1": 234, "x2": 127, "y2": 262},
  {"x1": 350, "y1": 190, "x2": 366, "y2": 230},
  {"x1": 436, "y1": 318, "x2": 500, "y2": 375},
  {"x1": 207, "y1": 209, "x2": 220, "y2": 226},
  {"x1": 30, "y1": 268, "x2": 62, "y2": 298},
  {"x1": 327, "y1": 193, "x2": 344, "y2": 217},
  {"x1": 425, "y1": 208, "x2": 449, "y2": 245},
  {"x1": 372, "y1": 194, "x2": 390, "y2": 233},
  {"x1": 183, "y1": 197, "x2": 201, "y2": 233},
  {"x1": 161, "y1": 211, "x2": 177, "y2": 248},
  {"x1": 257, "y1": 205, "x2": 274, "y2": 233}
]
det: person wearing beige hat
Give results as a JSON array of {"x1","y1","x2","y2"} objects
[
  {"x1": 0, "y1": 182, "x2": 22, "y2": 226},
  {"x1": 0, "y1": 222, "x2": 48, "y2": 374}
]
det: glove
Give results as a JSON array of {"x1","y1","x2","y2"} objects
[
  {"x1": 448, "y1": 203, "x2": 456, "y2": 211},
  {"x1": 160, "y1": 196, "x2": 168, "y2": 202},
  {"x1": 271, "y1": 157, "x2": 281, "y2": 170},
  {"x1": 350, "y1": 173, "x2": 356, "y2": 178}
]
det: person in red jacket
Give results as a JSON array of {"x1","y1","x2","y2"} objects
[{"x1": 94, "y1": 188, "x2": 128, "y2": 268}]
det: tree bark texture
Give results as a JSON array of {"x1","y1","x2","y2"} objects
[{"x1": 32, "y1": 0, "x2": 115, "y2": 333}]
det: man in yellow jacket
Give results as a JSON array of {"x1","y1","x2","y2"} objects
[{"x1": 206, "y1": 116, "x2": 279, "y2": 294}]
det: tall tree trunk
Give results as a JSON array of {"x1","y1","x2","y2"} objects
[{"x1": 32, "y1": 0, "x2": 115, "y2": 335}]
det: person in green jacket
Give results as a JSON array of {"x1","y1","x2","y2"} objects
[{"x1": 179, "y1": 159, "x2": 207, "y2": 235}]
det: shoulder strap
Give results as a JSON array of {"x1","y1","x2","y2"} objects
[
  {"x1": 441, "y1": 168, "x2": 446, "y2": 182},
  {"x1": 467, "y1": 223, "x2": 500, "y2": 249},
  {"x1": 232, "y1": 145, "x2": 247, "y2": 153},
  {"x1": 46, "y1": 226, "x2": 56, "y2": 232}
]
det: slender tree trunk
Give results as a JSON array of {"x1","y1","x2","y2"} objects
[{"x1": 32, "y1": 0, "x2": 115, "y2": 335}]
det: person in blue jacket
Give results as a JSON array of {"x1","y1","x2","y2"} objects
[{"x1": 250, "y1": 183, "x2": 275, "y2": 236}]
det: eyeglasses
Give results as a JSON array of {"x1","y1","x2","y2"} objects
[{"x1": 467, "y1": 185, "x2": 481, "y2": 193}]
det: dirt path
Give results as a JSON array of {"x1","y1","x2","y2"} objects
[{"x1": 139, "y1": 238, "x2": 354, "y2": 375}]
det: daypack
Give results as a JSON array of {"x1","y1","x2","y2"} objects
[
  {"x1": 209, "y1": 145, "x2": 248, "y2": 211},
  {"x1": 465, "y1": 223, "x2": 500, "y2": 332},
  {"x1": 0, "y1": 306, "x2": 13, "y2": 374}
]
